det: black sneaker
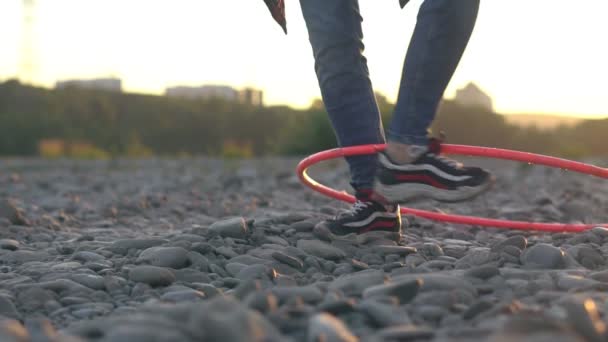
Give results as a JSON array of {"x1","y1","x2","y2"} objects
[
  {"x1": 373, "y1": 138, "x2": 495, "y2": 203},
  {"x1": 326, "y1": 195, "x2": 402, "y2": 236}
]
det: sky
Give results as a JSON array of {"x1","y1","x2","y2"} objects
[{"x1": 0, "y1": 0, "x2": 607, "y2": 118}]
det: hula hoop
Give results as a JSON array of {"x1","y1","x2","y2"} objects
[{"x1": 297, "y1": 144, "x2": 608, "y2": 233}]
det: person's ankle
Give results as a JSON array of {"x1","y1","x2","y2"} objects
[{"x1": 385, "y1": 142, "x2": 426, "y2": 164}]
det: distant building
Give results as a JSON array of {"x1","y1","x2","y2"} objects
[
  {"x1": 165, "y1": 85, "x2": 264, "y2": 106},
  {"x1": 238, "y1": 87, "x2": 264, "y2": 107},
  {"x1": 165, "y1": 85, "x2": 238, "y2": 101},
  {"x1": 454, "y1": 82, "x2": 493, "y2": 112},
  {"x1": 56, "y1": 78, "x2": 122, "y2": 92}
]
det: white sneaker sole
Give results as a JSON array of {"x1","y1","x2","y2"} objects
[{"x1": 373, "y1": 177, "x2": 495, "y2": 204}]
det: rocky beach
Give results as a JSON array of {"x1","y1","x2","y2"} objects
[{"x1": 1, "y1": 156, "x2": 608, "y2": 341}]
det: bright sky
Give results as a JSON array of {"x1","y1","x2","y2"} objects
[{"x1": 0, "y1": 1, "x2": 607, "y2": 117}]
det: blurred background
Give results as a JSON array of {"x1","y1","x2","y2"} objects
[{"x1": 0, "y1": 0, "x2": 607, "y2": 159}]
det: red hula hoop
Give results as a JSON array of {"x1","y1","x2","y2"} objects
[{"x1": 296, "y1": 144, "x2": 608, "y2": 233}]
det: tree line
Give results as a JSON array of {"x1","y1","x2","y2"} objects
[{"x1": 0, "y1": 80, "x2": 605, "y2": 159}]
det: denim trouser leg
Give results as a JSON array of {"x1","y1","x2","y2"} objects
[
  {"x1": 388, "y1": 0, "x2": 480, "y2": 145},
  {"x1": 300, "y1": 0, "x2": 479, "y2": 189},
  {"x1": 300, "y1": 0, "x2": 385, "y2": 191}
]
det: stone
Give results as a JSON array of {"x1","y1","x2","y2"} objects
[
  {"x1": 374, "y1": 246, "x2": 417, "y2": 256},
  {"x1": 209, "y1": 217, "x2": 248, "y2": 238},
  {"x1": 161, "y1": 289, "x2": 206, "y2": 302},
  {"x1": 70, "y1": 274, "x2": 106, "y2": 291},
  {"x1": 328, "y1": 270, "x2": 386, "y2": 297},
  {"x1": 463, "y1": 299, "x2": 494, "y2": 320},
  {"x1": 464, "y1": 265, "x2": 500, "y2": 280},
  {"x1": 297, "y1": 240, "x2": 346, "y2": 260},
  {"x1": 0, "y1": 199, "x2": 29, "y2": 226},
  {"x1": 136, "y1": 247, "x2": 189, "y2": 269},
  {"x1": 0, "y1": 239, "x2": 19, "y2": 251},
  {"x1": 0, "y1": 295, "x2": 21, "y2": 320},
  {"x1": 108, "y1": 239, "x2": 167, "y2": 255},
  {"x1": 129, "y1": 266, "x2": 175, "y2": 287},
  {"x1": 271, "y1": 286, "x2": 323, "y2": 304},
  {"x1": 72, "y1": 251, "x2": 106, "y2": 262},
  {"x1": 491, "y1": 235, "x2": 528, "y2": 253},
  {"x1": 307, "y1": 313, "x2": 358, "y2": 342},
  {"x1": 358, "y1": 299, "x2": 409, "y2": 328},
  {"x1": 363, "y1": 278, "x2": 421, "y2": 304},
  {"x1": 374, "y1": 325, "x2": 434, "y2": 341},
  {"x1": 272, "y1": 251, "x2": 304, "y2": 270},
  {"x1": 521, "y1": 243, "x2": 565, "y2": 269},
  {"x1": 188, "y1": 297, "x2": 284, "y2": 341},
  {"x1": 562, "y1": 298, "x2": 606, "y2": 342}
]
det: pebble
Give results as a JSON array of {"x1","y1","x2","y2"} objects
[
  {"x1": 4, "y1": 157, "x2": 608, "y2": 341},
  {"x1": 136, "y1": 246, "x2": 189, "y2": 269},
  {"x1": 363, "y1": 278, "x2": 422, "y2": 304},
  {"x1": 307, "y1": 313, "x2": 358, "y2": 342},
  {"x1": 297, "y1": 240, "x2": 346, "y2": 260},
  {"x1": 128, "y1": 266, "x2": 175, "y2": 287},
  {"x1": 521, "y1": 243, "x2": 566, "y2": 269},
  {"x1": 209, "y1": 217, "x2": 249, "y2": 239},
  {"x1": 328, "y1": 269, "x2": 386, "y2": 297}
]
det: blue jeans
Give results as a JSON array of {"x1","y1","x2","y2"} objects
[{"x1": 300, "y1": 0, "x2": 479, "y2": 191}]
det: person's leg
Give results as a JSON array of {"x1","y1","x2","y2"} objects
[
  {"x1": 387, "y1": 0, "x2": 480, "y2": 161},
  {"x1": 374, "y1": 0, "x2": 493, "y2": 203},
  {"x1": 299, "y1": 0, "x2": 385, "y2": 192}
]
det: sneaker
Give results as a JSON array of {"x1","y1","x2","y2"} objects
[
  {"x1": 373, "y1": 138, "x2": 495, "y2": 203},
  {"x1": 326, "y1": 195, "x2": 402, "y2": 236}
]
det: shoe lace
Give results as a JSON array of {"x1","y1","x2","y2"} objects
[
  {"x1": 337, "y1": 200, "x2": 370, "y2": 219},
  {"x1": 428, "y1": 135, "x2": 462, "y2": 169}
]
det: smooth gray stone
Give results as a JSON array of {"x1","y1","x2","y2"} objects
[
  {"x1": 0, "y1": 319, "x2": 30, "y2": 341},
  {"x1": 395, "y1": 274, "x2": 477, "y2": 296},
  {"x1": 161, "y1": 289, "x2": 205, "y2": 302},
  {"x1": 226, "y1": 263, "x2": 248, "y2": 277},
  {"x1": 136, "y1": 247, "x2": 189, "y2": 269},
  {"x1": 589, "y1": 270, "x2": 608, "y2": 282},
  {"x1": 521, "y1": 243, "x2": 565, "y2": 269},
  {"x1": 307, "y1": 313, "x2": 358, "y2": 342},
  {"x1": 129, "y1": 266, "x2": 175, "y2": 287},
  {"x1": 72, "y1": 251, "x2": 106, "y2": 262},
  {"x1": 209, "y1": 217, "x2": 248, "y2": 239},
  {"x1": 374, "y1": 325, "x2": 434, "y2": 341},
  {"x1": 464, "y1": 265, "x2": 500, "y2": 280},
  {"x1": 0, "y1": 295, "x2": 20, "y2": 320},
  {"x1": 491, "y1": 235, "x2": 528, "y2": 253},
  {"x1": 0, "y1": 239, "x2": 19, "y2": 251},
  {"x1": 374, "y1": 246, "x2": 417, "y2": 256},
  {"x1": 328, "y1": 269, "x2": 386, "y2": 297},
  {"x1": 173, "y1": 269, "x2": 212, "y2": 283},
  {"x1": 358, "y1": 299, "x2": 409, "y2": 328},
  {"x1": 297, "y1": 240, "x2": 346, "y2": 260},
  {"x1": 455, "y1": 248, "x2": 494, "y2": 268},
  {"x1": 108, "y1": 239, "x2": 167, "y2": 255},
  {"x1": 0, "y1": 199, "x2": 29, "y2": 226},
  {"x1": 562, "y1": 298, "x2": 606, "y2": 342},
  {"x1": 229, "y1": 255, "x2": 273, "y2": 266},
  {"x1": 363, "y1": 278, "x2": 421, "y2": 304},
  {"x1": 272, "y1": 252, "x2": 304, "y2": 270},
  {"x1": 236, "y1": 264, "x2": 271, "y2": 281},
  {"x1": 187, "y1": 297, "x2": 284, "y2": 341},
  {"x1": 290, "y1": 220, "x2": 316, "y2": 232},
  {"x1": 101, "y1": 325, "x2": 191, "y2": 342},
  {"x1": 70, "y1": 274, "x2": 106, "y2": 291},
  {"x1": 1, "y1": 250, "x2": 50, "y2": 263},
  {"x1": 556, "y1": 274, "x2": 599, "y2": 291},
  {"x1": 463, "y1": 299, "x2": 494, "y2": 320},
  {"x1": 215, "y1": 246, "x2": 239, "y2": 259},
  {"x1": 209, "y1": 264, "x2": 229, "y2": 277},
  {"x1": 271, "y1": 286, "x2": 323, "y2": 304}
]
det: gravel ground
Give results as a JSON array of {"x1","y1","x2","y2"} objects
[{"x1": 1, "y1": 156, "x2": 608, "y2": 341}]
